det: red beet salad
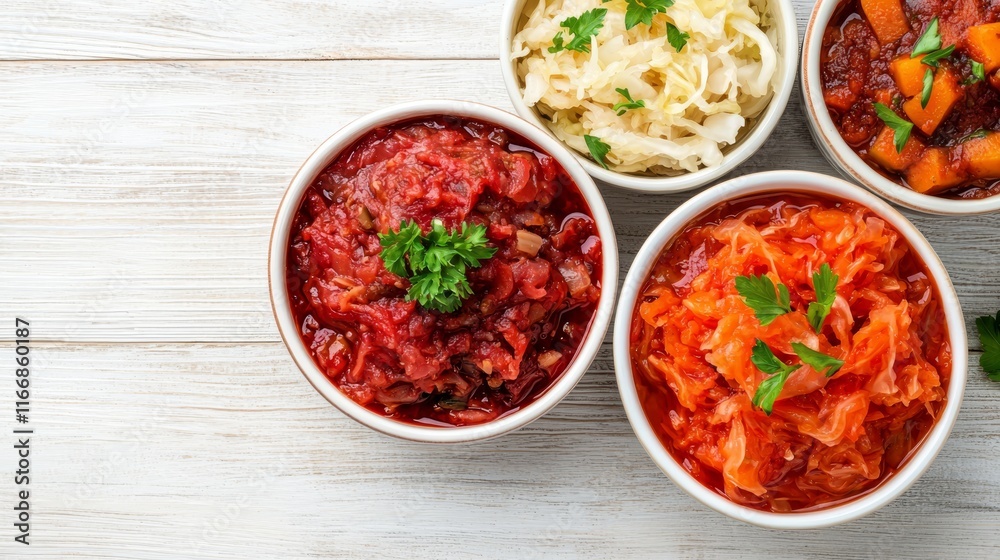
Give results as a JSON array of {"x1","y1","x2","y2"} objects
[{"x1": 286, "y1": 116, "x2": 603, "y2": 426}]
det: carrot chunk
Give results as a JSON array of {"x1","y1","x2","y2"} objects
[
  {"x1": 889, "y1": 55, "x2": 926, "y2": 97},
  {"x1": 904, "y1": 147, "x2": 964, "y2": 194},
  {"x1": 967, "y1": 23, "x2": 1000, "y2": 72},
  {"x1": 868, "y1": 126, "x2": 924, "y2": 172},
  {"x1": 824, "y1": 85, "x2": 857, "y2": 112},
  {"x1": 960, "y1": 133, "x2": 1000, "y2": 179},
  {"x1": 902, "y1": 69, "x2": 963, "y2": 136},
  {"x1": 860, "y1": 0, "x2": 909, "y2": 45}
]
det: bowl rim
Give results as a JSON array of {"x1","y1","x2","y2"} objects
[
  {"x1": 268, "y1": 99, "x2": 619, "y2": 444},
  {"x1": 499, "y1": 0, "x2": 800, "y2": 193},
  {"x1": 612, "y1": 170, "x2": 968, "y2": 529},
  {"x1": 800, "y1": 0, "x2": 1000, "y2": 215}
]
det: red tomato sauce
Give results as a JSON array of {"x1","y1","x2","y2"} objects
[
  {"x1": 630, "y1": 194, "x2": 951, "y2": 512},
  {"x1": 286, "y1": 116, "x2": 602, "y2": 427},
  {"x1": 821, "y1": 0, "x2": 1000, "y2": 198}
]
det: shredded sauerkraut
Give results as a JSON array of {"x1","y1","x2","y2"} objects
[{"x1": 512, "y1": 0, "x2": 779, "y2": 174}]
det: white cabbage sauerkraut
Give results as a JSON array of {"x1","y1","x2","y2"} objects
[{"x1": 511, "y1": 0, "x2": 779, "y2": 174}]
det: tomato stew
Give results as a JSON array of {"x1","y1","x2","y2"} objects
[{"x1": 821, "y1": 0, "x2": 1000, "y2": 198}]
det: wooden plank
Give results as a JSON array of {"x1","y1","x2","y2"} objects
[
  {"x1": 0, "y1": 0, "x2": 819, "y2": 62},
  {"x1": 0, "y1": 60, "x2": 997, "y2": 344},
  {"x1": 1, "y1": 0, "x2": 998, "y2": 556},
  {"x1": 0, "y1": 0, "x2": 501, "y2": 60},
  {"x1": 3, "y1": 342, "x2": 997, "y2": 558}
]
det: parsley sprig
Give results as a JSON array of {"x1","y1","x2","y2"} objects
[
  {"x1": 750, "y1": 340, "x2": 845, "y2": 414},
  {"x1": 549, "y1": 8, "x2": 607, "y2": 53},
  {"x1": 908, "y1": 18, "x2": 956, "y2": 104},
  {"x1": 751, "y1": 340, "x2": 800, "y2": 414},
  {"x1": 873, "y1": 102, "x2": 914, "y2": 153},
  {"x1": 613, "y1": 88, "x2": 645, "y2": 115},
  {"x1": 976, "y1": 311, "x2": 1000, "y2": 382},
  {"x1": 379, "y1": 220, "x2": 496, "y2": 313},
  {"x1": 617, "y1": 0, "x2": 675, "y2": 30},
  {"x1": 911, "y1": 18, "x2": 942, "y2": 58},
  {"x1": 736, "y1": 265, "x2": 839, "y2": 332},
  {"x1": 735, "y1": 273, "x2": 791, "y2": 325},
  {"x1": 912, "y1": 19, "x2": 955, "y2": 69},
  {"x1": 736, "y1": 265, "x2": 844, "y2": 413},
  {"x1": 735, "y1": 263, "x2": 847, "y2": 413},
  {"x1": 807, "y1": 264, "x2": 839, "y2": 333}
]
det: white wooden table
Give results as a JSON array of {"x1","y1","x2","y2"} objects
[{"x1": 1, "y1": 1, "x2": 999, "y2": 558}]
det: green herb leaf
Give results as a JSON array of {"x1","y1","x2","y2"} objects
[
  {"x1": 409, "y1": 265, "x2": 471, "y2": 313},
  {"x1": 735, "y1": 273, "x2": 792, "y2": 326},
  {"x1": 751, "y1": 339, "x2": 799, "y2": 375},
  {"x1": 379, "y1": 221, "x2": 422, "y2": 277},
  {"x1": 976, "y1": 312, "x2": 1000, "y2": 382},
  {"x1": 873, "y1": 102, "x2": 914, "y2": 153},
  {"x1": 921, "y1": 67, "x2": 934, "y2": 108},
  {"x1": 791, "y1": 343, "x2": 844, "y2": 378},
  {"x1": 548, "y1": 32, "x2": 565, "y2": 53},
  {"x1": 437, "y1": 394, "x2": 469, "y2": 410},
  {"x1": 960, "y1": 129, "x2": 990, "y2": 142},
  {"x1": 449, "y1": 222, "x2": 496, "y2": 267},
  {"x1": 921, "y1": 44, "x2": 955, "y2": 69},
  {"x1": 806, "y1": 263, "x2": 839, "y2": 333},
  {"x1": 584, "y1": 134, "x2": 612, "y2": 169},
  {"x1": 666, "y1": 22, "x2": 689, "y2": 52},
  {"x1": 549, "y1": 8, "x2": 607, "y2": 53},
  {"x1": 911, "y1": 17, "x2": 941, "y2": 57},
  {"x1": 624, "y1": 0, "x2": 675, "y2": 30},
  {"x1": 612, "y1": 87, "x2": 645, "y2": 115},
  {"x1": 750, "y1": 339, "x2": 800, "y2": 415},
  {"x1": 972, "y1": 60, "x2": 986, "y2": 83},
  {"x1": 378, "y1": 219, "x2": 496, "y2": 313}
]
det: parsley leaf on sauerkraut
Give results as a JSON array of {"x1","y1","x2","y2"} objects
[
  {"x1": 584, "y1": 134, "x2": 612, "y2": 169},
  {"x1": 792, "y1": 343, "x2": 844, "y2": 378},
  {"x1": 807, "y1": 263, "x2": 839, "y2": 333},
  {"x1": 613, "y1": 88, "x2": 645, "y2": 115},
  {"x1": 751, "y1": 340, "x2": 844, "y2": 414},
  {"x1": 621, "y1": 0, "x2": 674, "y2": 30},
  {"x1": 665, "y1": 22, "x2": 689, "y2": 51},
  {"x1": 735, "y1": 273, "x2": 791, "y2": 326},
  {"x1": 548, "y1": 8, "x2": 606, "y2": 53},
  {"x1": 751, "y1": 340, "x2": 800, "y2": 415}
]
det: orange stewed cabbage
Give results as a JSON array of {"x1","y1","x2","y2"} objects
[{"x1": 630, "y1": 194, "x2": 951, "y2": 512}]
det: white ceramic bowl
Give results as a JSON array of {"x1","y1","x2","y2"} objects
[
  {"x1": 269, "y1": 100, "x2": 619, "y2": 444},
  {"x1": 613, "y1": 170, "x2": 967, "y2": 528},
  {"x1": 802, "y1": 0, "x2": 1000, "y2": 215},
  {"x1": 500, "y1": 0, "x2": 799, "y2": 192}
]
